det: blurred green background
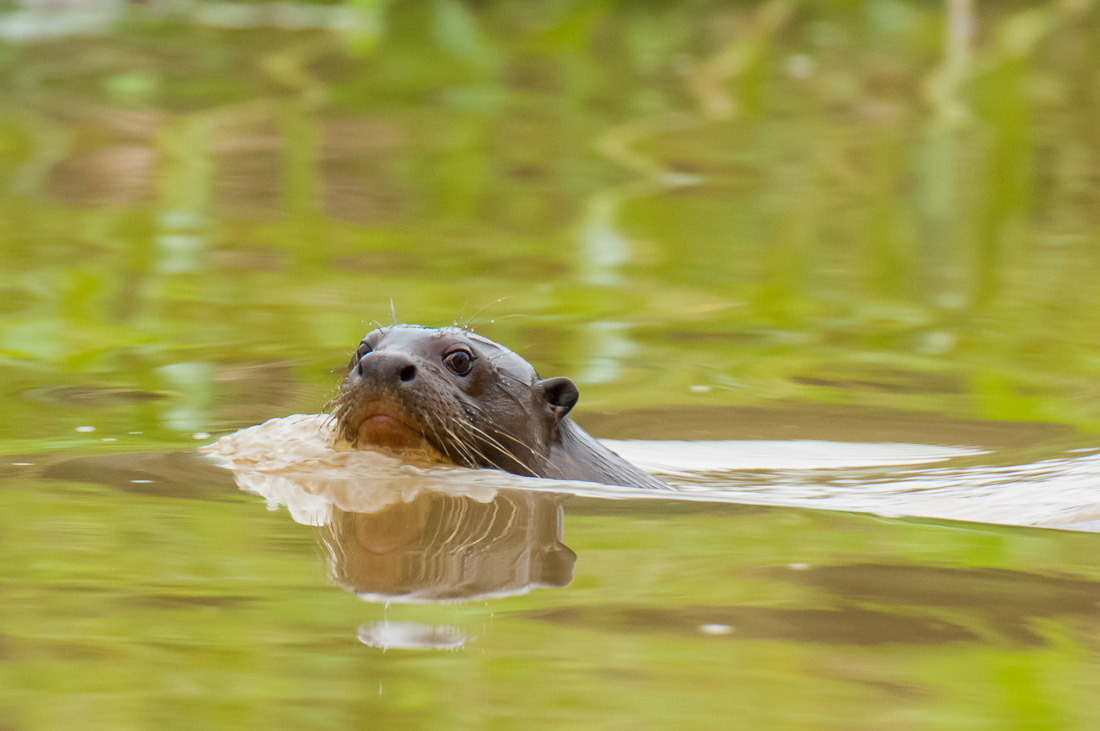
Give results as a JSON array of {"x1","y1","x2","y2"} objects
[{"x1": 2, "y1": 0, "x2": 1099, "y2": 451}]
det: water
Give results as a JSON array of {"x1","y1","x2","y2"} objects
[{"x1": 3, "y1": 1, "x2": 1100, "y2": 728}]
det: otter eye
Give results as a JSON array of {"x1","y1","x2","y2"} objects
[
  {"x1": 356, "y1": 342, "x2": 372, "y2": 360},
  {"x1": 443, "y1": 348, "x2": 474, "y2": 377}
]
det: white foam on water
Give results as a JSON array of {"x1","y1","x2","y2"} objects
[{"x1": 203, "y1": 413, "x2": 1100, "y2": 532}]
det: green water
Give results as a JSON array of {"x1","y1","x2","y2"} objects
[{"x1": 3, "y1": 1, "x2": 1100, "y2": 728}]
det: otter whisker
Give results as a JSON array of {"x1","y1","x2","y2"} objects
[
  {"x1": 317, "y1": 412, "x2": 338, "y2": 436},
  {"x1": 430, "y1": 413, "x2": 477, "y2": 467},
  {"x1": 451, "y1": 420, "x2": 501, "y2": 470},
  {"x1": 441, "y1": 420, "x2": 483, "y2": 469},
  {"x1": 462, "y1": 402, "x2": 550, "y2": 462},
  {"x1": 454, "y1": 300, "x2": 470, "y2": 328},
  {"x1": 463, "y1": 296, "x2": 510, "y2": 330},
  {"x1": 467, "y1": 420, "x2": 548, "y2": 465},
  {"x1": 419, "y1": 410, "x2": 450, "y2": 461},
  {"x1": 447, "y1": 417, "x2": 502, "y2": 464},
  {"x1": 453, "y1": 419, "x2": 541, "y2": 478},
  {"x1": 419, "y1": 404, "x2": 477, "y2": 467},
  {"x1": 415, "y1": 381, "x2": 543, "y2": 468}
]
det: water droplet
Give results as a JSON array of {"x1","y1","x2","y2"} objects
[{"x1": 699, "y1": 623, "x2": 733, "y2": 635}]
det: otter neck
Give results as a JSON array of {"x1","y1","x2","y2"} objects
[{"x1": 541, "y1": 419, "x2": 668, "y2": 490}]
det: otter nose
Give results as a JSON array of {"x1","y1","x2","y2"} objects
[{"x1": 356, "y1": 351, "x2": 418, "y2": 386}]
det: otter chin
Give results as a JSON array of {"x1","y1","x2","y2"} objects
[
  {"x1": 356, "y1": 414, "x2": 430, "y2": 451},
  {"x1": 331, "y1": 324, "x2": 667, "y2": 490}
]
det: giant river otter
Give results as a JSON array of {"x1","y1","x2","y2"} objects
[{"x1": 331, "y1": 325, "x2": 668, "y2": 490}]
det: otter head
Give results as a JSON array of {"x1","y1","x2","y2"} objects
[{"x1": 331, "y1": 325, "x2": 579, "y2": 477}]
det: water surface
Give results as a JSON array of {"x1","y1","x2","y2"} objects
[{"x1": 3, "y1": 1, "x2": 1100, "y2": 728}]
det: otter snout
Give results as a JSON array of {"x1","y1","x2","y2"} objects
[
  {"x1": 337, "y1": 351, "x2": 435, "y2": 452},
  {"x1": 354, "y1": 351, "x2": 419, "y2": 387}
]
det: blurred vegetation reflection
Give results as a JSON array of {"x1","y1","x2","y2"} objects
[{"x1": 2, "y1": 0, "x2": 1099, "y2": 449}]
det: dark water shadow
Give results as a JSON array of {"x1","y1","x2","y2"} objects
[
  {"x1": 788, "y1": 563, "x2": 1100, "y2": 647},
  {"x1": 33, "y1": 450, "x2": 241, "y2": 501},
  {"x1": 525, "y1": 604, "x2": 978, "y2": 646},
  {"x1": 524, "y1": 560, "x2": 1100, "y2": 649}
]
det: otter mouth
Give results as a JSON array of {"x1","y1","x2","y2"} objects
[
  {"x1": 355, "y1": 413, "x2": 431, "y2": 451},
  {"x1": 331, "y1": 388, "x2": 439, "y2": 454}
]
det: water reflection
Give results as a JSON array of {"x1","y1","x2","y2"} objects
[
  {"x1": 792, "y1": 563, "x2": 1100, "y2": 646},
  {"x1": 205, "y1": 419, "x2": 576, "y2": 604},
  {"x1": 527, "y1": 603, "x2": 978, "y2": 646},
  {"x1": 528, "y1": 560, "x2": 1100, "y2": 648},
  {"x1": 356, "y1": 621, "x2": 467, "y2": 651},
  {"x1": 320, "y1": 489, "x2": 574, "y2": 603},
  {"x1": 0, "y1": 1, "x2": 378, "y2": 41}
]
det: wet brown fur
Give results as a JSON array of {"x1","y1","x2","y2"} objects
[{"x1": 331, "y1": 325, "x2": 667, "y2": 489}]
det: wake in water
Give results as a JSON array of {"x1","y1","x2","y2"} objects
[{"x1": 204, "y1": 413, "x2": 1100, "y2": 531}]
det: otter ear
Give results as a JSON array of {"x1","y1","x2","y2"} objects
[{"x1": 537, "y1": 377, "x2": 579, "y2": 420}]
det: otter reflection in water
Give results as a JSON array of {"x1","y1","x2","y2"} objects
[
  {"x1": 321, "y1": 488, "x2": 575, "y2": 602},
  {"x1": 205, "y1": 417, "x2": 577, "y2": 648},
  {"x1": 204, "y1": 428, "x2": 577, "y2": 605}
]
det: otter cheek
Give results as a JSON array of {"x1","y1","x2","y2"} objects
[{"x1": 357, "y1": 415, "x2": 431, "y2": 450}]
